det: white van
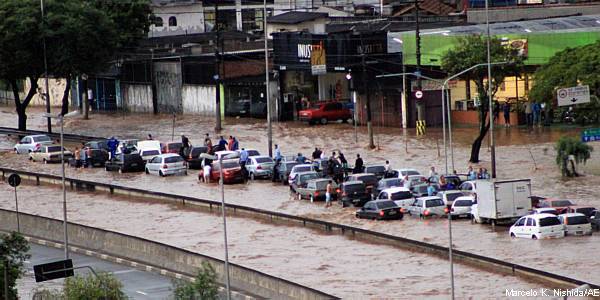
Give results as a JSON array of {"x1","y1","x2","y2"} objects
[
  {"x1": 509, "y1": 213, "x2": 565, "y2": 239},
  {"x1": 558, "y1": 213, "x2": 593, "y2": 236},
  {"x1": 137, "y1": 140, "x2": 161, "y2": 161}
]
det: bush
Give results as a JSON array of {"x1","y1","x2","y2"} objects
[
  {"x1": 0, "y1": 232, "x2": 30, "y2": 300},
  {"x1": 174, "y1": 261, "x2": 219, "y2": 300},
  {"x1": 63, "y1": 272, "x2": 126, "y2": 300},
  {"x1": 555, "y1": 136, "x2": 593, "y2": 177}
]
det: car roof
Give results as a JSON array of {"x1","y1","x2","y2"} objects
[
  {"x1": 307, "y1": 178, "x2": 330, "y2": 183},
  {"x1": 343, "y1": 180, "x2": 364, "y2": 185},
  {"x1": 528, "y1": 213, "x2": 559, "y2": 220},
  {"x1": 559, "y1": 212, "x2": 586, "y2": 218},
  {"x1": 417, "y1": 196, "x2": 442, "y2": 201},
  {"x1": 297, "y1": 171, "x2": 318, "y2": 176},
  {"x1": 157, "y1": 153, "x2": 180, "y2": 158},
  {"x1": 28, "y1": 134, "x2": 50, "y2": 138},
  {"x1": 252, "y1": 155, "x2": 272, "y2": 160},
  {"x1": 438, "y1": 190, "x2": 464, "y2": 195},
  {"x1": 408, "y1": 175, "x2": 426, "y2": 179},
  {"x1": 349, "y1": 173, "x2": 376, "y2": 177},
  {"x1": 365, "y1": 164, "x2": 385, "y2": 168},
  {"x1": 220, "y1": 158, "x2": 239, "y2": 164},
  {"x1": 216, "y1": 150, "x2": 236, "y2": 154},
  {"x1": 534, "y1": 207, "x2": 557, "y2": 211},
  {"x1": 292, "y1": 164, "x2": 313, "y2": 169},
  {"x1": 382, "y1": 187, "x2": 411, "y2": 193}
]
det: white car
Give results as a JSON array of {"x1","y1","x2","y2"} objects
[
  {"x1": 558, "y1": 213, "x2": 593, "y2": 236},
  {"x1": 145, "y1": 154, "x2": 187, "y2": 177},
  {"x1": 245, "y1": 155, "x2": 275, "y2": 180},
  {"x1": 459, "y1": 181, "x2": 477, "y2": 194},
  {"x1": 450, "y1": 196, "x2": 474, "y2": 219},
  {"x1": 137, "y1": 140, "x2": 161, "y2": 161},
  {"x1": 509, "y1": 213, "x2": 565, "y2": 239},
  {"x1": 437, "y1": 190, "x2": 466, "y2": 207},
  {"x1": 215, "y1": 150, "x2": 237, "y2": 160},
  {"x1": 393, "y1": 168, "x2": 421, "y2": 178},
  {"x1": 14, "y1": 135, "x2": 53, "y2": 154},
  {"x1": 236, "y1": 148, "x2": 260, "y2": 157},
  {"x1": 376, "y1": 187, "x2": 415, "y2": 210},
  {"x1": 288, "y1": 164, "x2": 315, "y2": 185},
  {"x1": 403, "y1": 175, "x2": 428, "y2": 189},
  {"x1": 408, "y1": 196, "x2": 446, "y2": 218},
  {"x1": 530, "y1": 208, "x2": 558, "y2": 215}
]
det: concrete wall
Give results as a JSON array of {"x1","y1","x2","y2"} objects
[
  {"x1": 182, "y1": 84, "x2": 216, "y2": 115},
  {"x1": 467, "y1": 4, "x2": 600, "y2": 23},
  {"x1": 154, "y1": 62, "x2": 183, "y2": 113},
  {"x1": 122, "y1": 84, "x2": 154, "y2": 113},
  {"x1": 0, "y1": 209, "x2": 335, "y2": 300}
]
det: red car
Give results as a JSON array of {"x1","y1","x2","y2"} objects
[
  {"x1": 161, "y1": 142, "x2": 183, "y2": 154},
  {"x1": 299, "y1": 102, "x2": 352, "y2": 125},
  {"x1": 538, "y1": 199, "x2": 576, "y2": 214},
  {"x1": 198, "y1": 159, "x2": 244, "y2": 184}
]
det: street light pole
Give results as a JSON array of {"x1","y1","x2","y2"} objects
[
  {"x1": 448, "y1": 210, "x2": 455, "y2": 299},
  {"x1": 485, "y1": 0, "x2": 496, "y2": 179},
  {"x1": 264, "y1": 0, "x2": 273, "y2": 157},
  {"x1": 59, "y1": 115, "x2": 69, "y2": 259},
  {"x1": 40, "y1": 0, "x2": 51, "y2": 133},
  {"x1": 218, "y1": 157, "x2": 231, "y2": 300}
]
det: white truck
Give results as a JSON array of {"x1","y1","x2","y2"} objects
[{"x1": 471, "y1": 179, "x2": 532, "y2": 225}]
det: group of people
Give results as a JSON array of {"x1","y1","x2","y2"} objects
[
  {"x1": 72, "y1": 145, "x2": 93, "y2": 169},
  {"x1": 467, "y1": 166, "x2": 490, "y2": 180}
]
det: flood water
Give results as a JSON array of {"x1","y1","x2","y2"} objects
[
  {"x1": 1, "y1": 106, "x2": 599, "y2": 295},
  {"x1": 0, "y1": 182, "x2": 550, "y2": 298}
]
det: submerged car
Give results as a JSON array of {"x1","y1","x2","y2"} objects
[
  {"x1": 199, "y1": 159, "x2": 244, "y2": 184},
  {"x1": 105, "y1": 154, "x2": 145, "y2": 173},
  {"x1": 29, "y1": 145, "x2": 72, "y2": 163},
  {"x1": 509, "y1": 214, "x2": 565, "y2": 239},
  {"x1": 290, "y1": 171, "x2": 320, "y2": 193},
  {"x1": 276, "y1": 161, "x2": 300, "y2": 184},
  {"x1": 245, "y1": 155, "x2": 275, "y2": 180},
  {"x1": 339, "y1": 181, "x2": 371, "y2": 207},
  {"x1": 376, "y1": 187, "x2": 414, "y2": 210},
  {"x1": 296, "y1": 178, "x2": 339, "y2": 202},
  {"x1": 145, "y1": 154, "x2": 187, "y2": 177},
  {"x1": 14, "y1": 135, "x2": 53, "y2": 154},
  {"x1": 184, "y1": 146, "x2": 208, "y2": 169},
  {"x1": 558, "y1": 213, "x2": 593, "y2": 236},
  {"x1": 355, "y1": 200, "x2": 403, "y2": 220},
  {"x1": 408, "y1": 196, "x2": 446, "y2": 218}
]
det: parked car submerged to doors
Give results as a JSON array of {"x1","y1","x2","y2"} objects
[
  {"x1": 29, "y1": 145, "x2": 72, "y2": 163},
  {"x1": 509, "y1": 214, "x2": 565, "y2": 239},
  {"x1": 145, "y1": 153, "x2": 187, "y2": 177},
  {"x1": 14, "y1": 135, "x2": 53, "y2": 154}
]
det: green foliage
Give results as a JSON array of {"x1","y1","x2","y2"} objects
[
  {"x1": 62, "y1": 272, "x2": 126, "y2": 300},
  {"x1": 174, "y1": 262, "x2": 219, "y2": 300},
  {"x1": 555, "y1": 136, "x2": 593, "y2": 177},
  {"x1": 529, "y1": 41, "x2": 600, "y2": 123},
  {"x1": 0, "y1": 232, "x2": 31, "y2": 300}
]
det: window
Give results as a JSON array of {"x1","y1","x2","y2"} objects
[
  {"x1": 526, "y1": 218, "x2": 533, "y2": 226},
  {"x1": 169, "y1": 16, "x2": 177, "y2": 27},
  {"x1": 154, "y1": 17, "x2": 163, "y2": 27},
  {"x1": 515, "y1": 218, "x2": 525, "y2": 226},
  {"x1": 391, "y1": 191, "x2": 413, "y2": 201},
  {"x1": 165, "y1": 156, "x2": 183, "y2": 163},
  {"x1": 539, "y1": 217, "x2": 560, "y2": 227},
  {"x1": 379, "y1": 192, "x2": 388, "y2": 199},
  {"x1": 21, "y1": 137, "x2": 30, "y2": 144}
]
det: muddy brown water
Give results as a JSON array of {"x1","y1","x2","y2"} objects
[
  {"x1": 1, "y1": 182, "x2": 550, "y2": 298},
  {"x1": 1, "y1": 106, "x2": 599, "y2": 294}
]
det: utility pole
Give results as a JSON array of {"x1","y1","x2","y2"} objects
[
  {"x1": 264, "y1": 0, "x2": 273, "y2": 157},
  {"x1": 415, "y1": 0, "x2": 425, "y2": 122},
  {"x1": 361, "y1": 34, "x2": 375, "y2": 149},
  {"x1": 41, "y1": 0, "x2": 52, "y2": 132},
  {"x1": 214, "y1": 2, "x2": 223, "y2": 132},
  {"x1": 485, "y1": 0, "x2": 496, "y2": 179}
]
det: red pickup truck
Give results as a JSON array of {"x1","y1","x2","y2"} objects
[{"x1": 299, "y1": 102, "x2": 352, "y2": 125}]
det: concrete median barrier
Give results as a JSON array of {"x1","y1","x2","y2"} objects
[{"x1": 0, "y1": 209, "x2": 337, "y2": 300}]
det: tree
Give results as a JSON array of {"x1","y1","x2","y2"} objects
[
  {"x1": 0, "y1": 0, "x2": 46, "y2": 130},
  {"x1": 555, "y1": 136, "x2": 593, "y2": 177},
  {"x1": 173, "y1": 261, "x2": 219, "y2": 300},
  {"x1": 32, "y1": 272, "x2": 126, "y2": 300},
  {"x1": 529, "y1": 41, "x2": 600, "y2": 124},
  {"x1": 441, "y1": 35, "x2": 523, "y2": 163},
  {"x1": 0, "y1": 232, "x2": 31, "y2": 300}
]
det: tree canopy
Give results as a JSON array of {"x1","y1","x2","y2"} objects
[
  {"x1": 0, "y1": 232, "x2": 31, "y2": 300},
  {"x1": 441, "y1": 35, "x2": 523, "y2": 163}
]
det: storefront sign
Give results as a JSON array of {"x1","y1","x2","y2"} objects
[
  {"x1": 311, "y1": 41, "x2": 326, "y2": 75},
  {"x1": 557, "y1": 85, "x2": 590, "y2": 106}
]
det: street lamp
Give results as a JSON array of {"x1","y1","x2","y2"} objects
[
  {"x1": 41, "y1": 111, "x2": 79, "y2": 260},
  {"x1": 199, "y1": 152, "x2": 239, "y2": 300}
]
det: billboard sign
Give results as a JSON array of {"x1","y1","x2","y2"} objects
[{"x1": 557, "y1": 85, "x2": 590, "y2": 107}]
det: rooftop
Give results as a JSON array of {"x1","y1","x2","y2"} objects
[{"x1": 268, "y1": 11, "x2": 329, "y2": 24}]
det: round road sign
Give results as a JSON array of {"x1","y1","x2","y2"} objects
[
  {"x1": 558, "y1": 89, "x2": 567, "y2": 99},
  {"x1": 415, "y1": 90, "x2": 423, "y2": 99},
  {"x1": 8, "y1": 173, "x2": 21, "y2": 187}
]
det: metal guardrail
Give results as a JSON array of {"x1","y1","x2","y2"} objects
[
  {"x1": 1, "y1": 166, "x2": 599, "y2": 291},
  {"x1": 0, "y1": 126, "x2": 103, "y2": 142}
]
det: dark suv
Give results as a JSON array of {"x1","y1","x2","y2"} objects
[
  {"x1": 346, "y1": 173, "x2": 378, "y2": 195},
  {"x1": 184, "y1": 146, "x2": 208, "y2": 169},
  {"x1": 339, "y1": 181, "x2": 371, "y2": 207},
  {"x1": 105, "y1": 154, "x2": 145, "y2": 173}
]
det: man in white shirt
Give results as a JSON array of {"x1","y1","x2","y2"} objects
[{"x1": 429, "y1": 166, "x2": 438, "y2": 177}]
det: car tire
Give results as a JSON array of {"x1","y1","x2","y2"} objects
[
  {"x1": 320, "y1": 118, "x2": 328, "y2": 125},
  {"x1": 159, "y1": 171, "x2": 165, "y2": 177},
  {"x1": 510, "y1": 232, "x2": 516, "y2": 238},
  {"x1": 310, "y1": 195, "x2": 314, "y2": 203},
  {"x1": 532, "y1": 235, "x2": 538, "y2": 240},
  {"x1": 14, "y1": 148, "x2": 18, "y2": 154},
  {"x1": 250, "y1": 172, "x2": 255, "y2": 180},
  {"x1": 145, "y1": 168, "x2": 149, "y2": 174}
]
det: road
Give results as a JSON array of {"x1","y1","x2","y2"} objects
[{"x1": 17, "y1": 243, "x2": 173, "y2": 299}]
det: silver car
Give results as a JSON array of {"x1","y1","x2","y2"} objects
[
  {"x1": 408, "y1": 196, "x2": 447, "y2": 218},
  {"x1": 14, "y1": 135, "x2": 53, "y2": 154},
  {"x1": 245, "y1": 155, "x2": 275, "y2": 180},
  {"x1": 145, "y1": 154, "x2": 187, "y2": 177}
]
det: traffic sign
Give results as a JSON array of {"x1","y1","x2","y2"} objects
[
  {"x1": 557, "y1": 85, "x2": 590, "y2": 107},
  {"x1": 415, "y1": 90, "x2": 423, "y2": 99},
  {"x1": 582, "y1": 128, "x2": 600, "y2": 143},
  {"x1": 8, "y1": 173, "x2": 21, "y2": 187},
  {"x1": 34, "y1": 259, "x2": 74, "y2": 282}
]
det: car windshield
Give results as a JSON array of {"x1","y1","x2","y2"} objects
[
  {"x1": 142, "y1": 150, "x2": 160, "y2": 156},
  {"x1": 168, "y1": 143, "x2": 182, "y2": 149},
  {"x1": 446, "y1": 193, "x2": 465, "y2": 202},
  {"x1": 247, "y1": 150, "x2": 260, "y2": 156},
  {"x1": 376, "y1": 201, "x2": 397, "y2": 209},
  {"x1": 315, "y1": 181, "x2": 329, "y2": 190},
  {"x1": 344, "y1": 184, "x2": 365, "y2": 192},
  {"x1": 454, "y1": 200, "x2": 472, "y2": 207},
  {"x1": 300, "y1": 173, "x2": 319, "y2": 182},
  {"x1": 33, "y1": 136, "x2": 52, "y2": 142},
  {"x1": 255, "y1": 157, "x2": 273, "y2": 163},
  {"x1": 404, "y1": 170, "x2": 420, "y2": 176},
  {"x1": 366, "y1": 166, "x2": 385, "y2": 174},
  {"x1": 165, "y1": 156, "x2": 183, "y2": 163},
  {"x1": 390, "y1": 191, "x2": 413, "y2": 200},
  {"x1": 576, "y1": 208, "x2": 595, "y2": 216},
  {"x1": 383, "y1": 179, "x2": 402, "y2": 187},
  {"x1": 539, "y1": 217, "x2": 561, "y2": 227},
  {"x1": 567, "y1": 216, "x2": 590, "y2": 225},
  {"x1": 191, "y1": 147, "x2": 207, "y2": 156},
  {"x1": 284, "y1": 162, "x2": 299, "y2": 169},
  {"x1": 47, "y1": 146, "x2": 63, "y2": 152},
  {"x1": 357, "y1": 175, "x2": 377, "y2": 184},
  {"x1": 294, "y1": 166, "x2": 312, "y2": 173},
  {"x1": 552, "y1": 200, "x2": 574, "y2": 207},
  {"x1": 222, "y1": 161, "x2": 240, "y2": 169},
  {"x1": 425, "y1": 199, "x2": 444, "y2": 207}
]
